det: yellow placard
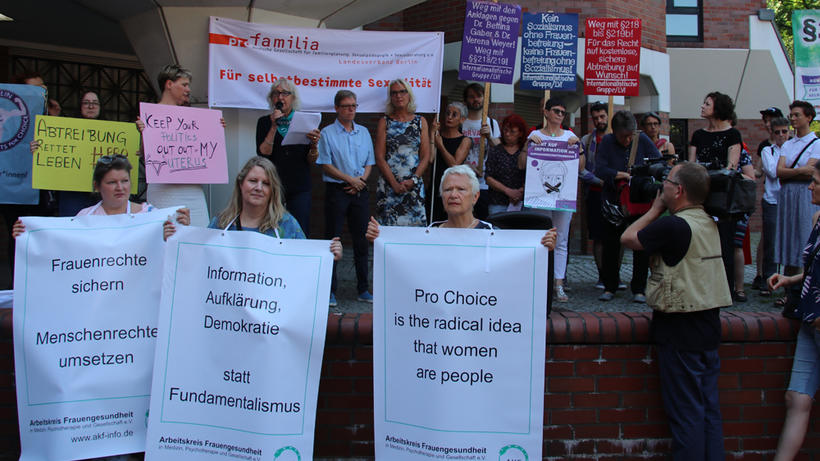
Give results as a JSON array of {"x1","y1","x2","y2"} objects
[{"x1": 31, "y1": 115, "x2": 141, "y2": 193}]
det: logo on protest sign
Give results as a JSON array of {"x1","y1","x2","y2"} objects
[
  {"x1": 499, "y1": 444, "x2": 529, "y2": 461},
  {"x1": 794, "y1": 10, "x2": 820, "y2": 115},
  {"x1": 0, "y1": 88, "x2": 30, "y2": 151},
  {"x1": 583, "y1": 18, "x2": 641, "y2": 96}
]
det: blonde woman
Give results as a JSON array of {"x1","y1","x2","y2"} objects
[{"x1": 374, "y1": 79, "x2": 430, "y2": 226}]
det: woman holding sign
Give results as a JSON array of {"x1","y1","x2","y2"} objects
[
  {"x1": 518, "y1": 97, "x2": 583, "y2": 303},
  {"x1": 13, "y1": 155, "x2": 190, "y2": 238},
  {"x1": 374, "y1": 79, "x2": 430, "y2": 227},
  {"x1": 367, "y1": 165, "x2": 556, "y2": 250},
  {"x1": 256, "y1": 78, "x2": 321, "y2": 236},
  {"x1": 194, "y1": 156, "x2": 341, "y2": 260}
]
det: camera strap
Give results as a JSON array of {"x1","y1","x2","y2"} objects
[
  {"x1": 627, "y1": 130, "x2": 641, "y2": 168},
  {"x1": 789, "y1": 137, "x2": 818, "y2": 169}
]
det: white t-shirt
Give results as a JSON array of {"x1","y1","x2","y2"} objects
[
  {"x1": 528, "y1": 128, "x2": 576, "y2": 143},
  {"x1": 760, "y1": 144, "x2": 781, "y2": 204},
  {"x1": 780, "y1": 131, "x2": 820, "y2": 168},
  {"x1": 462, "y1": 117, "x2": 501, "y2": 189}
]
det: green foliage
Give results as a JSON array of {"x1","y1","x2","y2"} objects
[{"x1": 769, "y1": 0, "x2": 820, "y2": 61}]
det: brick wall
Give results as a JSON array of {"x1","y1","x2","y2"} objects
[
  {"x1": 367, "y1": 0, "x2": 667, "y2": 53},
  {"x1": 5, "y1": 308, "x2": 820, "y2": 460}
]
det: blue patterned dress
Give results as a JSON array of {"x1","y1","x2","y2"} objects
[
  {"x1": 377, "y1": 114, "x2": 426, "y2": 226},
  {"x1": 798, "y1": 218, "x2": 820, "y2": 323}
]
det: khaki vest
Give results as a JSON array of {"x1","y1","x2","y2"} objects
[{"x1": 646, "y1": 206, "x2": 732, "y2": 312}]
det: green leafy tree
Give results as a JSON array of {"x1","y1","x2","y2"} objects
[{"x1": 769, "y1": 0, "x2": 820, "y2": 61}]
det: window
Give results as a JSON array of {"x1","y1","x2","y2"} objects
[
  {"x1": 666, "y1": 0, "x2": 702, "y2": 42},
  {"x1": 669, "y1": 119, "x2": 688, "y2": 157}
]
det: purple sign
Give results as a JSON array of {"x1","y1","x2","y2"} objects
[
  {"x1": 458, "y1": 0, "x2": 521, "y2": 84},
  {"x1": 524, "y1": 140, "x2": 579, "y2": 212}
]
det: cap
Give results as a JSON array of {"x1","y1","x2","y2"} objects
[{"x1": 760, "y1": 107, "x2": 783, "y2": 117}]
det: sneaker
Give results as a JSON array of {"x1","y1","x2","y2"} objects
[
  {"x1": 555, "y1": 285, "x2": 569, "y2": 302},
  {"x1": 632, "y1": 293, "x2": 646, "y2": 303},
  {"x1": 733, "y1": 290, "x2": 748, "y2": 303},
  {"x1": 598, "y1": 291, "x2": 615, "y2": 302},
  {"x1": 594, "y1": 280, "x2": 605, "y2": 290},
  {"x1": 357, "y1": 291, "x2": 374, "y2": 303},
  {"x1": 617, "y1": 282, "x2": 627, "y2": 290},
  {"x1": 329, "y1": 293, "x2": 337, "y2": 307},
  {"x1": 751, "y1": 275, "x2": 763, "y2": 290}
]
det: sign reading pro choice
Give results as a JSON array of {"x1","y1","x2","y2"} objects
[
  {"x1": 374, "y1": 227, "x2": 548, "y2": 461},
  {"x1": 145, "y1": 226, "x2": 332, "y2": 461}
]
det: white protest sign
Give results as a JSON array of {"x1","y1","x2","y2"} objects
[
  {"x1": 145, "y1": 226, "x2": 332, "y2": 461},
  {"x1": 13, "y1": 208, "x2": 177, "y2": 460},
  {"x1": 374, "y1": 227, "x2": 548, "y2": 461},
  {"x1": 524, "y1": 140, "x2": 580, "y2": 212},
  {"x1": 208, "y1": 16, "x2": 444, "y2": 113}
]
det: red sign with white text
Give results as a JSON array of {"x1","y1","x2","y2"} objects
[{"x1": 583, "y1": 18, "x2": 641, "y2": 96}]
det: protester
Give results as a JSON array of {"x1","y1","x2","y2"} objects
[
  {"x1": 256, "y1": 78, "x2": 320, "y2": 235},
  {"x1": 753, "y1": 107, "x2": 784, "y2": 292},
  {"x1": 461, "y1": 82, "x2": 501, "y2": 219},
  {"x1": 519, "y1": 97, "x2": 583, "y2": 302},
  {"x1": 595, "y1": 110, "x2": 661, "y2": 302},
  {"x1": 775, "y1": 100, "x2": 820, "y2": 316},
  {"x1": 367, "y1": 165, "x2": 556, "y2": 250},
  {"x1": 621, "y1": 161, "x2": 731, "y2": 460},
  {"x1": 316, "y1": 90, "x2": 374, "y2": 307},
  {"x1": 755, "y1": 117, "x2": 788, "y2": 296},
  {"x1": 485, "y1": 113, "x2": 527, "y2": 215},
  {"x1": 374, "y1": 78, "x2": 429, "y2": 227},
  {"x1": 12, "y1": 71, "x2": 60, "y2": 116},
  {"x1": 429, "y1": 102, "x2": 471, "y2": 222},
  {"x1": 136, "y1": 64, "x2": 210, "y2": 227},
  {"x1": 13, "y1": 155, "x2": 189, "y2": 239},
  {"x1": 731, "y1": 144, "x2": 756, "y2": 301},
  {"x1": 770, "y1": 161, "x2": 820, "y2": 459},
  {"x1": 642, "y1": 112, "x2": 676, "y2": 159},
  {"x1": 203, "y1": 156, "x2": 341, "y2": 260},
  {"x1": 30, "y1": 90, "x2": 103, "y2": 216},
  {"x1": 757, "y1": 106, "x2": 784, "y2": 158},
  {"x1": 688, "y1": 91, "x2": 742, "y2": 295},
  {"x1": 580, "y1": 102, "x2": 610, "y2": 289}
]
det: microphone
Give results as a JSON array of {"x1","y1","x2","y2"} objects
[{"x1": 275, "y1": 102, "x2": 283, "y2": 111}]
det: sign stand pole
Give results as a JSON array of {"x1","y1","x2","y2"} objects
[
  {"x1": 429, "y1": 112, "x2": 439, "y2": 225},
  {"x1": 542, "y1": 89, "x2": 550, "y2": 128},
  {"x1": 478, "y1": 83, "x2": 490, "y2": 176},
  {"x1": 606, "y1": 95, "x2": 614, "y2": 134}
]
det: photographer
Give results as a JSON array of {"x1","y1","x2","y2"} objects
[
  {"x1": 621, "y1": 162, "x2": 732, "y2": 460},
  {"x1": 594, "y1": 110, "x2": 661, "y2": 302}
]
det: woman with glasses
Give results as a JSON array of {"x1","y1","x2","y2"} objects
[
  {"x1": 13, "y1": 155, "x2": 189, "y2": 238},
  {"x1": 641, "y1": 112, "x2": 676, "y2": 160},
  {"x1": 518, "y1": 97, "x2": 583, "y2": 302},
  {"x1": 428, "y1": 101, "x2": 471, "y2": 222},
  {"x1": 756, "y1": 117, "x2": 789, "y2": 296},
  {"x1": 256, "y1": 78, "x2": 320, "y2": 236},
  {"x1": 485, "y1": 113, "x2": 527, "y2": 215},
  {"x1": 374, "y1": 78, "x2": 430, "y2": 227}
]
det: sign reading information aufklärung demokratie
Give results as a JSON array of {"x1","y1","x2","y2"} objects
[
  {"x1": 520, "y1": 12, "x2": 578, "y2": 90},
  {"x1": 458, "y1": 0, "x2": 521, "y2": 84},
  {"x1": 524, "y1": 140, "x2": 580, "y2": 212},
  {"x1": 145, "y1": 226, "x2": 332, "y2": 461},
  {"x1": 13, "y1": 208, "x2": 177, "y2": 460},
  {"x1": 374, "y1": 226, "x2": 548, "y2": 461}
]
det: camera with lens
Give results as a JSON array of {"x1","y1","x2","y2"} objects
[{"x1": 629, "y1": 157, "x2": 673, "y2": 203}]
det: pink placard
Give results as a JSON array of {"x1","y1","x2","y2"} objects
[{"x1": 140, "y1": 102, "x2": 228, "y2": 184}]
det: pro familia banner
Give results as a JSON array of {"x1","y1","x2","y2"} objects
[
  {"x1": 373, "y1": 227, "x2": 548, "y2": 461},
  {"x1": 145, "y1": 226, "x2": 333, "y2": 461},
  {"x1": 13, "y1": 208, "x2": 176, "y2": 460},
  {"x1": 208, "y1": 16, "x2": 444, "y2": 113},
  {"x1": 794, "y1": 10, "x2": 820, "y2": 117}
]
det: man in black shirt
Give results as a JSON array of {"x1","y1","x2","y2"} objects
[{"x1": 621, "y1": 162, "x2": 731, "y2": 461}]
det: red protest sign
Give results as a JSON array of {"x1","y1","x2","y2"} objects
[{"x1": 583, "y1": 18, "x2": 641, "y2": 96}]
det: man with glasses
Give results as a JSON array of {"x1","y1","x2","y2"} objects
[
  {"x1": 317, "y1": 90, "x2": 375, "y2": 307},
  {"x1": 461, "y1": 82, "x2": 500, "y2": 219},
  {"x1": 594, "y1": 110, "x2": 661, "y2": 302},
  {"x1": 621, "y1": 162, "x2": 730, "y2": 460},
  {"x1": 757, "y1": 117, "x2": 789, "y2": 296}
]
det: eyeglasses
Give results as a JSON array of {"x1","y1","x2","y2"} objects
[
  {"x1": 550, "y1": 108, "x2": 566, "y2": 116},
  {"x1": 664, "y1": 177, "x2": 680, "y2": 186},
  {"x1": 81, "y1": 101, "x2": 100, "y2": 107},
  {"x1": 773, "y1": 129, "x2": 789, "y2": 135},
  {"x1": 96, "y1": 154, "x2": 127, "y2": 165},
  {"x1": 338, "y1": 104, "x2": 358, "y2": 110},
  {"x1": 390, "y1": 89, "x2": 408, "y2": 97},
  {"x1": 272, "y1": 91, "x2": 292, "y2": 98}
]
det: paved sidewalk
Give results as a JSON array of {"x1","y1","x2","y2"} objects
[{"x1": 331, "y1": 232, "x2": 783, "y2": 315}]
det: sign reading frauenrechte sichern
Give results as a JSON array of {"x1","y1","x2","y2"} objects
[
  {"x1": 145, "y1": 226, "x2": 332, "y2": 461},
  {"x1": 583, "y1": 17, "x2": 641, "y2": 96},
  {"x1": 13, "y1": 209, "x2": 175, "y2": 460},
  {"x1": 458, "y1": 0, "x2": 521, "y2": 84},
  {"x1": 208, "y1": 16, "x2": 444, "y2": 113},
  {"x1": 374, "y1": 227, "x2": 548, "y2": 461},
  {"x1": 520, "y1": 12, "x2": 579, "y2": 91}
]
